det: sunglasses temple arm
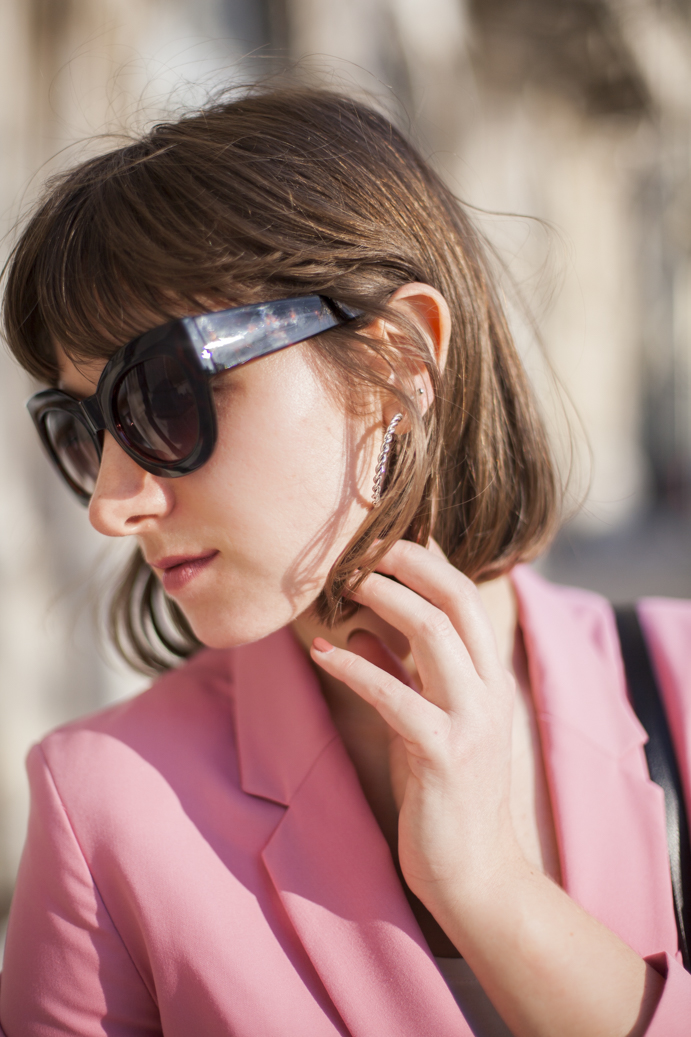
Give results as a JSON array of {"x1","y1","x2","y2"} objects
[{"x1": 182, "y1": 297, "x2": 362, "y2": 375}]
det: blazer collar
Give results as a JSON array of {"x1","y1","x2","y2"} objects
[
  {"x1": 230, "y1": 626, "x2": 471, "y2": 1036},
  {"x1": 511, "y1": 565, "x2": 645, "y2": 756},
  {"x1": 231, "y1": 627, "x2": 338, "y2": 806},
  {"x1": 512, "y1": 565, "x2": 679, "y2": 959}
]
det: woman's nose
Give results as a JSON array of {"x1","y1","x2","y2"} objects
[{"x1": 88, "y1": 431, "x2": 173, "y2": 536}]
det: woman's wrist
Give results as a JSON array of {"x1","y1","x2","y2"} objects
[
  {"x1": 417, "y1": 859, "x2": 662, "y2": 1037},
  {"x1": 409, "y1": 841, "x2": 534, "y2": 948}
]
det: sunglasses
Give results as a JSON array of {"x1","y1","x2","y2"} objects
[{"x1": 27, "y1": 295, "x2": 360, "y2": 504}]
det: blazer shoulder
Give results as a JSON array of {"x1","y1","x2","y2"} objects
[
  {"x1": 511, "y1": 564, "x2": 621, "y2": 661},
  {"x1": 638, "y1": 596, "x2": 691, "y2": 707},
  {"x1": 511, "y1": 563, "x2": 613, "y2": 615},
  {"x1": 37, "y1": 646, "x2": 237, "y2": 787},
  {"x1": 639, "y1": 595, "x2": 691, "y2": 640}
]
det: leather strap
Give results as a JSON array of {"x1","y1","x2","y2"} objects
[{"x1": 614, "y1": 606, "x2": 691, "y2": 970}]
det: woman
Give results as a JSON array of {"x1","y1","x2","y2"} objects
[{"x1": 1, "y1": 87, "x2": 689, "y2": 1037}]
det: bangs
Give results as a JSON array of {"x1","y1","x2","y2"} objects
[
  {"x1": 2, "y1": 144, "x2": 257, "y2": 384},
  {"x1": 3, "y1": 91, "x2": 409, "y2": 386}
]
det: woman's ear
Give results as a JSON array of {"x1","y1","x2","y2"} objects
[{"x1": 373, "y1": 282, "x2": 451, "y2": 423}]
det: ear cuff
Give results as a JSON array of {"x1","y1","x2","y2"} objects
[{"x1": 371, "y1": 413, "x2": 403, "y2": 507}]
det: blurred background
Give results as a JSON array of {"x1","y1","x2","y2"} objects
[{"x1": 1, "y1": 0, "x2": 691, "y2": 948}]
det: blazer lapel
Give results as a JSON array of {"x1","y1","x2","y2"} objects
[
  {"x1": 512, "y1": 566, "x2": 680, "y2": 959},
  {"x1": 232, "y1": 628, "x2": 470, "y2": 1037}
]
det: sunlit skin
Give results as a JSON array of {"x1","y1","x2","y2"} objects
[
  {"x1": 58, "y1": 283, "x2": 662, "y2": 1037},
  {"x1": 84, "y1": 335, "x2": 380, "y2": 648}
]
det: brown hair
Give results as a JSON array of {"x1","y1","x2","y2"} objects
[{"x1": 2, "y1": 86, "x2": 559, "y2": 674}]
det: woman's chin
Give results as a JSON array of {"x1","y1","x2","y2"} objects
[{"x1": 180, "y1": 598, "x2": 299, "y2": 651}]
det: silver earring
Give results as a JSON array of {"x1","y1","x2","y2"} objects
[{"x1": 372, "y1": 413, "x2": 403, "y2": 507}]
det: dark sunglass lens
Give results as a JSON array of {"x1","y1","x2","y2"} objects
[
  {"x1": 43, "y1": 410, "x2": 100, "y2": 496},
  {"x1": 114, "y1": 357, "x2": 200, "y2": 464}
]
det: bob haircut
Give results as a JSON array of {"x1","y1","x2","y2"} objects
[{"x1": 3, "y1": 86, "x2": 559, "y2": 674}]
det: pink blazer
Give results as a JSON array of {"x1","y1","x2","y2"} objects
[{"x1": 1, "y1": 567, "x2": 691, "y2": 1035}]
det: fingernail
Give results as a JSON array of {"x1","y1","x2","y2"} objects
[{"x1": 312, "y1": 637, "x2": 335, "y2": 654}]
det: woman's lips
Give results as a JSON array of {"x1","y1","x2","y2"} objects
[{"x1": 151, "y1": 551, "x2": 219, "y2": 594}]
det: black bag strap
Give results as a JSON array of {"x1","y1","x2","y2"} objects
[{"x1": 614, "y1": 606, "x2": 691, "y2": 971}]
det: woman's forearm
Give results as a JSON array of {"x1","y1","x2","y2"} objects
[{"x1": 429, "y1": 860, "x2": 664, "y2": 1037}]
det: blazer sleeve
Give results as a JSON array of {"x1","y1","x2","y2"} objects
[
  {"x1": 643, "y1": 953, "x2": 691, "y2": 1034},
  {"x1": 0, "y1": 744, "x2": 161, "y2": 1037}
]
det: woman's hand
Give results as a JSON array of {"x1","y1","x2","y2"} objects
[
  {"x1": 310, "y1": 539, "x2": 663, "y2": 1037},
  {"x1": 312, "y1": 538, "x2": 521, "y2": 912}
]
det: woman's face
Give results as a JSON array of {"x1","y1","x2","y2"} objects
[{"x1": 59, "y1": 341, "x2": 381, "y2": 648}]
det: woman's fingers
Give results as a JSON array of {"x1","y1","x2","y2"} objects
[
  {"x1": 426, "y1": 536, "x2": 447, "y2": 559},
  {"x1": 310, "y1": 639, "x2": 450, "y2": 751},
  {"x1": 373, "y1": 540, "x2": 503, "y2": 684},
  {"x1": 350, "y1": 573, "x2": 480, "y2": 711},
  {"x1": 346, "y1": 629, "x2": 417, "y2": 691},
  {"x1": 322, "y1": 539, "x2": 510, "y2": 737}
]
